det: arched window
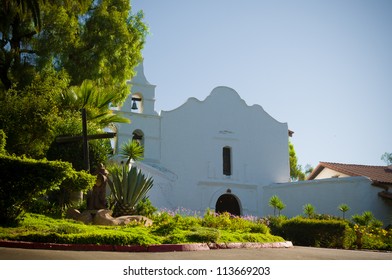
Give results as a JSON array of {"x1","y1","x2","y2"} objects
[
  {"x1": 223, "y1": 146, "x2": 232, "y2": 176},
  {"x1": 132, "y1": 129, "x2": 144, "y2": 147}
]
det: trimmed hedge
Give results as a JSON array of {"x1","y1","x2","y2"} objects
[
  {"x1": 0, "y1": 155, "x2": 95, "y2": 225},
  {"x1": 277, "y1": 217, "x2": 354, "y2": 248}
]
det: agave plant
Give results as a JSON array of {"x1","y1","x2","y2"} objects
[{"x1": 107, "y1": 164, "x2": 154, "y2": 217}]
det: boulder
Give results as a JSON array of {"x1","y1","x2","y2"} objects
[
  {"x1": 66, "y1": 208, "x2": 153, "y2": 227},
  {"x1": 66, "y1": 208, "x2": 81, "y2": 220},
  {"x1": 78, "y1": 211, "x2": 94, "y2": 224},
  {"x1": 115, "y1": 215, "x2": 153, "y2": 226},
  {"x1": 93, "y1": 209, "x2": 119, "y2": 226}
]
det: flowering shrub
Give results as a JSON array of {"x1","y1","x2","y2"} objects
[
  {"x1": 353, "y1": 224, "x2": 392, "y2": 250},
  {"x1": 158, "y1": 207, "x2": 202, "y2": 217},
  {"x1": 202, "y1": 211, "x2": 269, "y2": 234}
]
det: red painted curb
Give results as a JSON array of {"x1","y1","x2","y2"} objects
[
  {"x1": 0, "y1": 240, "x2": 292, "y2": 252},
  {"x1": 148, "y1": 243, "x2": 210, "y2": 252}
]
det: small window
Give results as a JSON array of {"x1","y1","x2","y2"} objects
[{"x1": 223, "y1": 146, "x2": 232, "y2": 176}]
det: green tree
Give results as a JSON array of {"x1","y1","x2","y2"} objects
[
  {"x1": 47, "y1": 79, "x2": 131, "y2": 170},
  {"x1": 0, "y1": 129, "x2": 6, "y2": 154},
  {"x1": 303, "y1": 203, "x2": 316, "y2": 218},
  {"x1": 120, "y1": 140, "x2": 144, "y2": 165},
  {"x1": 289, "y1": 141, "x2": 306, "y2": 181},
  {"x1": 304, "y1": 164, "x2": 314, "y2": 177},
  {"x1": 0, "y1": 1, "x2": 146, "y2": 159},
  {"x1": 338, "y1": 203, "x2": 350, "y2": 219},
  {"x1": 381, "y1": 152, "x2": 392, "y2": 165},
  {"x1": 59, "y1": 80, "x2": 130, "y2": 127},
  {"x1": 276, "y1": 200, "x2": 286, "y2": 216},
  {"x1": 0, "y1": 69, "x2": 67, "y2": 158},
  {"x1": 269, "y1": 195, "x2": 285, "y2": 216},
  {"x1": 1, "y1": 0, "x2": 147, "y2": 102}
]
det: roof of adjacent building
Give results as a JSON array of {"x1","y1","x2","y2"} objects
[{"x1": 307, "y1": 162, "x2": 392, "y2": 185}]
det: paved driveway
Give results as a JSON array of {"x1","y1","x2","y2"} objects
[{"x1": 0, "y1": 246, "x2": 391, "y2": 260}]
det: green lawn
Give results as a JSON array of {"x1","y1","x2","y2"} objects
[{"x1": 0, "y1": 212, "x2": 285, "y2": 246}]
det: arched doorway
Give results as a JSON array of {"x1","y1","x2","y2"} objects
[{"x1": 215, "y1": 193, "x2": 241, "y2": 216}]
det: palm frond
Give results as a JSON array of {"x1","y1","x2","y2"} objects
[{"x1": 120, "y1": 140, "x2": 144, "y2": 164}]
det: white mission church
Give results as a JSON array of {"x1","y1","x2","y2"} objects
[{"x1": 112, "y1": 62, "x2": 392, "y2": 225}]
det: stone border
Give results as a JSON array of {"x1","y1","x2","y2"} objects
[{"x1": 0, "y1": 240, "x2": 292, "y2": 252}]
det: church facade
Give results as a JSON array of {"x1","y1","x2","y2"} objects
[
  {"x1": 113, "y1": 63, "x2": 290, "y2": 217},
  {"x1": 113, "y1": 63, "x2": 392, "y2": 225}
]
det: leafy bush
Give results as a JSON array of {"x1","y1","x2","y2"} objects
[
  {"x1": 267, "y1": 215, "x2": 288, "y2": 236},
  {"x1": 350, "y1": 211, "x2": 390, "y2": 250},
  {"x1": 351, "y1": 211, "x2": 383, "y2": 227},
  {"x1": 353, "y1": 225, "x2": 392, "y2": 250},
  {"x1": 135, "y1": 198, "x2": 157, "y2": 218},
  {"x1": 202, "y1": 211, "x2": 269, "y2": 234},
  {"x1": 277, "y1": 217, "x2": 353, "y2": 248},
  {"x1": 0, "y1": 155, "x2": 95, "y2": 225},
  {"x1": 186, "y1": 227, "x2": 220, "y2": 243},
  {"x1": 0, "y1": 129, "x2": 6, "y2": 154}
]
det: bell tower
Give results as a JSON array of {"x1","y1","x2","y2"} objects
[
  {"x1": 122, "y1": 62, "x2": 158, "y2": 115},
  {"x1": 115, "y1": 61, "x2": 161, "y2": 163}
]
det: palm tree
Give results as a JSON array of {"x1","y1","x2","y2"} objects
[
  {"x1": 276, "y1": 200, "x2": 286, "y2": 216},
  {"x1": 120, "y1": 140, "x2": 144, "y2": 165},
  {"x1": 269, "y1": 195, "x2": 284, "y2": 216},
  {"x1": 303, "y1": 203, "x2": 316, "y2": 218},
  {"x1": 338, "y1": 204, "x2": 350, "y2": 219},
  {"x1": 58, "y1": 80, "x2": 130, "y2": 128}
]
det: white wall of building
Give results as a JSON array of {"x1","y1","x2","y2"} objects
[
  {"x1": 262, "y1": 177, "x2": 392, "y2": 225},
  {"x1": 113, "y1": 63, "x2": 391, "y2": 225},
  {"x1": 157, "y1": 86, "x2": 290, "y2": 214}
]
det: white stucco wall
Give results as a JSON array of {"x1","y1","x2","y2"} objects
[
  {"x1": 158, "y1": 86, "x2": 290, "y2": 214},
  {"x1": 112, "y1": 64, "x2": 392, "y2": 225},
  {"x1": 262, "y1": 176, "x2": 392, "y2": 225},
  {"x1": 116, "y1": 113, "x2": 161, "y2": 163}
]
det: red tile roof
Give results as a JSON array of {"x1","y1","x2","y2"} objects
[{"x1": 307, "y1": 162, "x2": 392, "y2": 185}]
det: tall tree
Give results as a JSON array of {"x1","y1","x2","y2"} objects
[
  {"x1": 0, "y1": 68, "x2": 68, "y2": 158},
  {"x1": 381, "y1": 152, "x2": 392, "y2": 165},
  {"x1": 1, "y1": 0, "x2": 147, "y2": 102},
  {"x1": 0, "y1": 1, "x2": 147, "y2": 158},
  {"x1": 57, "y1": 79, "x2": 130, "y2": 127},
  {"x1": 289, "y1": 141, "x2": 305, "y2": 181}
]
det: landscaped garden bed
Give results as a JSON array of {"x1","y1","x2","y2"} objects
[{"x1": 0, "y1": 211, "x2": 285, "y2": 247}]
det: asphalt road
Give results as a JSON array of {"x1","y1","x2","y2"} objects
[{"x1": 0, "y1": 246, "x2": 391, "y2": 260}]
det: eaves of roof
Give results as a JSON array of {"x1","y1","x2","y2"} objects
[{"x1": 307, "y1": 162, "x2": 392, "y2": 185}]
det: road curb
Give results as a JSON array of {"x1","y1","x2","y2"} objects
[{"x1": 0, "y1": 240, "x2": 293, "y2": 252}]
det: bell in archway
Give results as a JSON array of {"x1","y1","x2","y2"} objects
[{"x1": 131, "y1": 100, "x2": 138, "y2": 110}]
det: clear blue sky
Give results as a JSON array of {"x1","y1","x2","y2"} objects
[{"x1": 131, "y1": 0, "x2": 392, "y2": 168}]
